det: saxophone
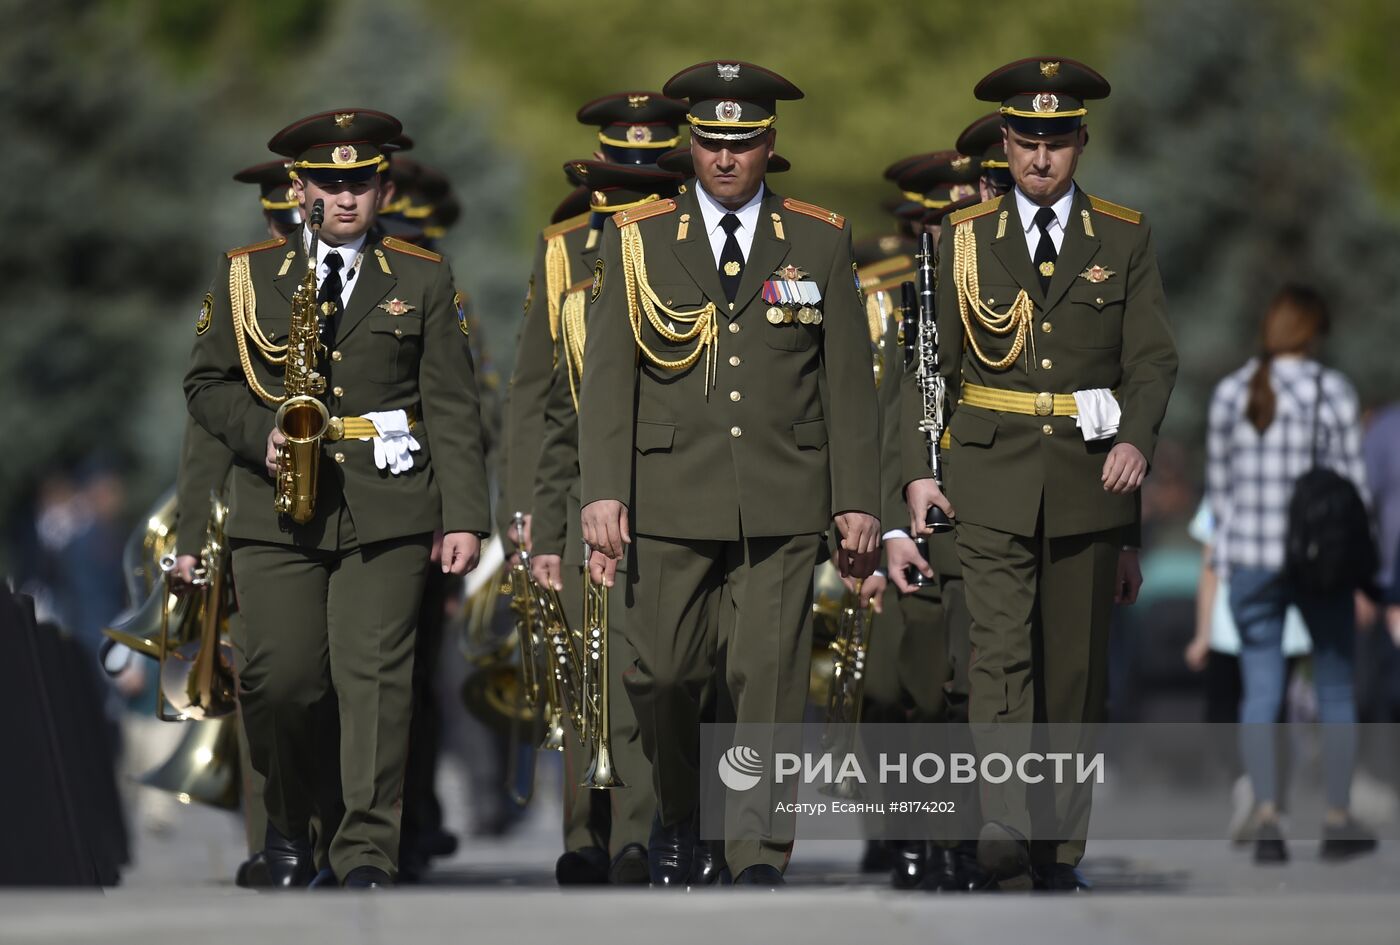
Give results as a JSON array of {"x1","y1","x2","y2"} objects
[{"x1": 273, "y1": 199, "x2": 330, "y2": 523}]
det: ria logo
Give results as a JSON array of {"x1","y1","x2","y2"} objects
[{"x1": 717, "y1": 745, "x2": 764, "y2": 791}]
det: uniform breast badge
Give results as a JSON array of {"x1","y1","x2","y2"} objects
[
  {"x1": 1038, "y1": 261, "x2": 1056, "y2": 278},
  {"x1": 378, "y1": 298, "x2": 416, "y2": 316},
  {"x1": 761, "y1": 265, "x2": 823, "y2": 325},
  {"x1": 1078, "y1": 265, "x2": 1116, "y2": 283}
]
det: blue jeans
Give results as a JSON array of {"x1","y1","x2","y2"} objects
[{"x1": 1229, "y1": 567, "x2": 1357, "y2": 810}]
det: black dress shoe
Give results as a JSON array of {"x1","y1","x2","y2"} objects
[
  {"x1": 609, "y1": 844, "x2": 651, "y2": 885},
  {"x1": 976, "y1": 822, "x2": 1033, "y2": 891},
  {"x1": 1320, "y1": 817, "x2": 1378, "y2": 861},
  {"x1": 860, "y1": 839, "x2": 896, "y2": 873},
  {"x1": 308, "y1": 867, "x2": 338, "y2": 889},
  {"x1": 263, "y1": 824, "x2": 316, "y2": 889},
  {"x1": 1254, "y1": 821, "x2": 1288, "y2": 864},
  {"x1": 1042, "y1": 863, "x2": 1093, "y2": 891},
  {"x1": 890, "y1": 841, "x2": 927, "y2": 890},
  {"x1": 732, "y1": 864, "x2": 784, "y2": 888},
  {"x1": 235, "y1": 851, "x2": 271, "y2": 888},
  {"x1": 689, "y1": 840, "x2": 724, "y2": 886},
  {"x1": 955, "y1": 841, "x2": 985, "y2": 891},
  {"x1": 343, "y1": 866, "x2": 391, "y2": 888},
  {"x1": 419, "y1": 828, "x2": 459, "y2": 860},
  {"x1": 921, "y1": 846, "x2": 963, "y2": 892},
  {"x1": 648, "y1": 813, "x2": 696, "y2": 887},
  {"x1": 556, "y1": 846, "x2": 610, "y2": 885}
]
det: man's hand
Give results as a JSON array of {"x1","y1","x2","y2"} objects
[
  {"x1": 265, "y1": 427, "x2": 286, "y2": 478},
  {"x1": 886, "y1": 535, "x2": 933, "y2": 595},
  {"x1": 170, "y1": 554, "x2": 202, "y2": 592},
  {"x1": 1102, "y1": 443, "x2": 1148, "y2": 495},
  {"x1": 588, "y1": 548, "x2": 619, "y2": 588},
  {"x1": 430, "y1": 529, "x2": 444, "y2": 565},
  {"x1": 906, "y1": 478, "x2": 955, "y2": 536},
  {"x1": 834, "y1": 512, "x2": 880, "y2": 579},
  {"x1": 581, "y1": 500, "x2": 630, "y2": 560},
  {"x1": 844, "y1": 573, "x2": 886, "y2": 614},
  {"x1": 506, "y1": 513, "x2": 533, "y2": 553},
  {"x1": 441, "y1": 531, "x2": 481, "y2": 575},
  {"x1": 1387, "y1": 605, "x2": 1400, "y2": 648},
  {"x1": 532, "y1": 553, "x2": 563, "y2": 591},
  {"x1": 1115, "y1": 548, "x2": 1143, "y2": 605},
  {"x1": 1184, "y1": 636, "x2": 1210, "y2": 673}
]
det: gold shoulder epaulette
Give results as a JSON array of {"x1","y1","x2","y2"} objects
[
  {"x1": 858, "y1": 255, "x2": 914, "y2": 282},
  {"x1": 225, "y1": 235, "x2": 287, "y2": 259},
  {"x1": 782, "y1": 198, "x2": 844, "y2": 229},
  {"x1": 382, "y1": 236, "x2": 443, "y2": 262},
  {"x1": 947, "y1": 198, "x2": 1000, "y2": 227},
  {"x1": 1088, "y1": 195, "x2": 1142, "y2": 225},
  {"x1": 543, "y1": 211, "x2": 591, "y2": 240},
  {"x1": 611, "y1": 198, "x2": 677, "y2": 228}
]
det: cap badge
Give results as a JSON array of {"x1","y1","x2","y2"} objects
[
  {"x1": 950, "y1": 155, "x2": 973, "y2": 170},
  {"x1": 717, "y1": 63, "x2": 741, "y2": 81},
  {"x1": 284, "y1": 186, "x2": 297, "y2": 203},
  {"x1": 628, "y1": 94, "x2": 650, "y2": 108},
  {"x1": 593, "y1": 190, "x2": 608, "y2": 206},
  {"x1": 627, "y1": 125, "x2": 654, "y2": 145},
  {"x1": 572, "y1": 162, "x2": 589, "y2": 177},
  {"x1": 332, "y1": 144, "x2": 359, "y2": 165},
  {"x1": 1040, "y1": 61, "x2": 1061, "y2": 78},
  {"x1": 715, "y1": 101, "x2": 743, "y2": 123},
  {"x1": 378, "y1": 298, "x2": 416, "y2": 316},
  {"x1": 1079, "y1": 265, "x2": 1116, "y2": 284},
  {"x1": 1032, "y1": 93, "x2": 1060, "y2": 114},
  {"x1": 334, "y1": 112, "x2": 355, "y2": 127},
  {"x1": 878, "y1": 235, "x2": 901, "y2": 253}
]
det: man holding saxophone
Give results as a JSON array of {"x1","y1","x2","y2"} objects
[{"x1": 184, "y1": 109, "x2": 491, "y2": 888}]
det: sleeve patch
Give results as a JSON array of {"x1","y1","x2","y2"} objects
[
  {"x1": 590, "y1": 258, "x2": 605, "y2": 302},
  {"x1": 195, "y1": 293, "x2": 213, "y2": 335},
  {"x1": 455, "y1": 291, "x2": 470, "y2": 336}
]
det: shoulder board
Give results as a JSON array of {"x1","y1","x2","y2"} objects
[
  {"x1": 864, "y1": 270, "x2": 916, "y2": 293},
  {"x1": 947, "y1": 198, "x2": 1000, "y2": 227},
  {"x1": 225, "y1": 236, "x2": 287, "y2": 259},
  {"x1": 858, "y1": 255, "x2": 914, "y2": 282},
  {"x1": 611, "y1": 198, "x2": 677, "y2": 228},
  {"x1": 566, "y1": 276, "x2": 593, "y2": 294},
  {"x1": 542, "y1": 211, "x2": 591, "y2": 240},
  {"x1": 782, "y1": 198, "x2": 844, "y2": 229},
  {"x1": 382, "y1": 236, "x2": 442, "y2": 262},
  {"x1": 1087, "y1": 195, "x2": 1142, "y2": 225}
]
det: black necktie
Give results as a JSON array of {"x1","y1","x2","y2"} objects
[
  {"x1": 718, "y1": 213, "x2": 743, "y2": 303},
  {"x1": 1032, "y1": 207, "x2": 1057, "y2": 295},
  {"x1": 318, "y1": 250, "x2": 344, "y2": 347}
]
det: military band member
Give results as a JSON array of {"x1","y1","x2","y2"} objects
[
  {"x1": 903, "y1": 60, "x2": 1176, "y2": 890},
  {"x1": 955, "y1": 112, "x2": 1015, "y2": 200},
  {"x1": 579, "y1": 61, "x2": 881, "y2": 887},
  {"x1": 184, "y1": 109, "x2": 491, "y2": 888}
]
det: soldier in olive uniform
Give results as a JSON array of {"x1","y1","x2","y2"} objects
[
  {"x1": 184, "y1": 109, "x2": 491, "y2": 888},
  {"x1": 579, "y1": 61, "x2": 881, "y2": 888},
  {"x1": 530, "y1": 161, "x2": 686, "y2": 886},
  {"x1": 955, "y1": 113, "x2": 1015, "y2": 200},
  {"x1": 500, "y1": 92, "x2": 689, "y2": 886},
  {"x1": 903, "y1": 60, "x2": 1175, "y2": 890}
]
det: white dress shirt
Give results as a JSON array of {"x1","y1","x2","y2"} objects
[
  {"x1": 1014, "y1": 183, "x2": 1076, "y2": 260},
  {"x1": 695, "y1": 182, "x2": 765, "y2": 266},
  {"x1": 303, "y1": 226, "x2": 367, "y2": 311}
]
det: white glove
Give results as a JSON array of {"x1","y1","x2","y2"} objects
[
  {"x1": 1072, "y1": 389, "x2": 1121, "y2": 442},
  {"x1": 362, "y1": 409, "x2": 422, "y2": 476}
]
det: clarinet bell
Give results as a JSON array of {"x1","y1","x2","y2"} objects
[
  {"x1": 903, "y1": 537, "x2": 936, "y2": 590},
  {"x1": 925, "y1": 504, "x2": 954, "y2": 533}
]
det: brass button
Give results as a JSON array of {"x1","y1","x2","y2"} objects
[
  {"x1": 1041, "y1": 322, "x2": 1052, "y2": 334},
  {"x1": 729, "y1": 355, "x2": 741, "y2": 367},
  {"x1": 334, "y1": 451, "x2": 347, "y2": 463},
  {"x1": 331, "y1": 350, "x2": 343, "y2": 362},
  {"x1": 1095, "y1": 297, "x2": 1105, "y2": 306},
  {"x1": 985, "y1": 297, "x2": 995, "y2": 305},
  {"x1": 333, "y1": 385, "x2": 345, "y2": 397},
  {"x1": 393, "y1": 327, "x2": 403, "y2": 338},
  {"x1": 1042, "y1": 424, "x2": 1053, "y2": 436},
  {"x1": 729, "y1": 390, "x2": 741, "y2": 402},
  {"x1": 730, "y1": 426, "x2": 743, "y2": 438},
  {"x1": 1040, "y1": 358, "x2": 1053, "y2": 370},
  {"x1": 728, "y1": 322, "x2": 740, "y2": 334}
]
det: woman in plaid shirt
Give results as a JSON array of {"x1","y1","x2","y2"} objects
[{"x1": 1205, "y1": 284, "x2": 1374, "y2": 864}]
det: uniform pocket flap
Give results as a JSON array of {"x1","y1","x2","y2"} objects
[
  {"x1": 368, "y1": 314, "x2": 424, "y2": 335},
  {"x1": 1070, "y1": 281, "x2": 1125, "y2": 309},
  {"x1": 635, "y1": 419, "x2": 676, "y2": 453},
  {"x1": 792, "y1": 417, "x2": 828, "y2": 449},
  {"x1": 649, "y1": 284, "x2": 706, "y2": 310},
  {"x1": 950, "y1": 408, "x2": 998, "y2": 447}
]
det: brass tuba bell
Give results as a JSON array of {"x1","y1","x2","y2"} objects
[{"x1": 137, "y1": 717, "x2": 241, "y2": 811}]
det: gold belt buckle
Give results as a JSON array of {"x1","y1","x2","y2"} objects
[
  {"x1": 1034, "y1": 392, "x2": 1054, "y2": 417},
  {"x1": 327, "y1": 417, "x2": 345, "y2": 441}
]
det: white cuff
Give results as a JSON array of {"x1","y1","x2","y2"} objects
[{"x1": 882, "y1": 529, "x2": 911, "y2": 542}]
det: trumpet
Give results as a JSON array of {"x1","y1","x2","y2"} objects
[
  {"x1": 821, "y1": 580, "x2": 874, "y2": 740},
  {"x1": 579, "y1": 560, "x2": 624, "y2": 788}
]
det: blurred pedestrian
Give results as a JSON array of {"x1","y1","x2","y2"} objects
[{"x1": 1205, "y1": 283, "x2": 1375, "y2": 863}]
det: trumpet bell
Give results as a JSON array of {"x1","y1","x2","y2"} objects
[
  {"x1": 137, "y1": 717, "x2": 241, "y2": 811},
  {"x1": 580, "y1": 743, "x2": 626, "y2": 790},
  {"x1": 159, "y1": 639, "x2": 239, "y2": 721}
]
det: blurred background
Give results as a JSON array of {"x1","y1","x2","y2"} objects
[{"x1": 3, "y1": 0, "x2": 1400, "y2": 887}]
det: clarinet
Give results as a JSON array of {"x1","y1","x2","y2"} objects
[{"x1": 914, "y1": 231, "x2": 953, "y2": 534}]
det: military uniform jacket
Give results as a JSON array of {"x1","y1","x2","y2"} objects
[
  {"x1": 184, "y1": 231, "x2": 492, "y2": 549},
  {"x1": 902, "y1": 187, "x2": 1176, "y2": 539},
  {"x1": 579, "y1": 186, "x2": 880, "y2": 541},
  {"x1": 531, "y1": 277, "x2": 592, "y2": 567},
  {"x1": 175, "y1": 414, "x2": 234, "y2": 555},
  {"x1": 499, "y1": 213, "x2": 600, "y2": 534}
]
